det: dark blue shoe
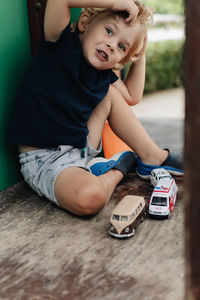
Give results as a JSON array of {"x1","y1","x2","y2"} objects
[
  {"x1": 136, "y1": 149, "x2": 184, "y2": 179},
  {"x1": 87, "y1": 151, "x2": 137, "y2": 176}
]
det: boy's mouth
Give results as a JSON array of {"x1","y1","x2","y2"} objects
[{"x1": 96, "y1": 49, "x2": 108, "y2": 61}]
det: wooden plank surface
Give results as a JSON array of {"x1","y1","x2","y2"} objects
[
  {"x1": 184, "y1": 0, "x2": 200, "y2": 299},
  {"x1": 0, "y1": 174, "x2": 184, "y2": 300}
]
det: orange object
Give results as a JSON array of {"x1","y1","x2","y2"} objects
[{"x1": 102, "y1": 121, "x2": 132, "y2": 158}]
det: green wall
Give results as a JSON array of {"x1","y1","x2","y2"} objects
[
  {"x1": 0, "y1": 3, "x2": 81, "y2": 191},
  {"x1": 0, "y1": 0, "x2": 31, "y2": 191},
  {"x1": 70, "y1": 8, "x2": 82, "y2": 23}
]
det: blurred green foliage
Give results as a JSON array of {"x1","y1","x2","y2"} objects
[
  {"x1": 122, "y1": 39, "x2": 184, "y2": 94},
  {"x1": 144, "y1": 40, "x2": 184, "y2": 93},
  {"x1": 144, "y1": 0, "x2": 184, "y2": 15}
]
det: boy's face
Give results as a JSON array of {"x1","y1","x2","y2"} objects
[{"x1": 79, "y1": 13, "x2": 141, "y2": 70}]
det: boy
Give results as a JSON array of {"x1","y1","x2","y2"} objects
[{"x1": 9, "y1": 0, "x2": 183, "y2": 216}]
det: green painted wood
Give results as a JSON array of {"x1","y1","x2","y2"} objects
[
  {"x1": 0, "y1": 3, "x2": 81, "y2": 191},
  {"x1": 70, "y1": 7, "x2": 82, "y2": 23},
  {"x1": 0, "y1": 0, "x2": 31, "y2": 191}
]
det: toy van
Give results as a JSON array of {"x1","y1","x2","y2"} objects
[
  {"x1": 150, "y1": 168, "x2": 172, "y2": 187},
  {"x1": 149, "y1": 178, "x2": 178, "y2": 219},
  {"x1": 109, "y1": 195, "x2": 146, "y2": 238}
]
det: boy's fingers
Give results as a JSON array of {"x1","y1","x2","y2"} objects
[
  {"x1": 125, "y1": 17, "x2": 135, "y2": 25},
  {"x1": 125, "y1": 15, "x2": 136, "y2": 25},
  {"x1": 125, "y1": 6, "x2": 139, "y2": 25}
]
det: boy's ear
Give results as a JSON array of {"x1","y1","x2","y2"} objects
[{"x1": 77, "y1": 13, "x2": 90, "y2": 32}]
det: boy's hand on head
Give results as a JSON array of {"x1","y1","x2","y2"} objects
[{"x1": 112, "y1": 0, "x2": 139, "y2": 25}]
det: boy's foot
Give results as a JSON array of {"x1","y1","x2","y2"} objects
[
  {"x1": 136, "y1": 149, "x2": 184, "y2": 179},
  {"x1": 87, "y1": 151, "x2": 137, "y2": 176}
]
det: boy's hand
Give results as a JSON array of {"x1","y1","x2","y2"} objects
[
  {"x1": 139, "y1": 34, "x2": 148, "y2": 58},
  {"x1": 111, "y1": 0, "x2": 139, "y2": 25}
]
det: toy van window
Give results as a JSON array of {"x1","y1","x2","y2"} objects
[
  {"x1": 112, "y1": 214, "x2": 120, "y2": 220},
  {"x1": 151, "y1": 196, "x2": 167, "y2": 206},
  {"x1": 121, "y1": 216, "x2": 129, "y2": 222}
]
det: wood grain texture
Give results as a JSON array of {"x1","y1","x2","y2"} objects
[{"x1": 0, "y1": 174, "x2": 184, "y2": 300}]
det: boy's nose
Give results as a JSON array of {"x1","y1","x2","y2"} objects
[{"x1": 106, "y1": 43, "x2": 114, "y2": 52}]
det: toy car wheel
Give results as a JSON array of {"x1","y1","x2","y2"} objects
[
  {"x1": 132, "y1": 227, "x2": 136, "y2": 235},
  {"x1": 140, "y1": 216, "x2": 144, "y2": 223},
  {"x1": 168, "y1": 212, "x2": 171, "y2": 219}
]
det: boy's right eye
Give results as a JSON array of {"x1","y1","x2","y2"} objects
[{"x1": 105, "y1": 27, "x2": 112, "y2": 36}]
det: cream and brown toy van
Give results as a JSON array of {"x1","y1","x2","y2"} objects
[{"x1": 109, "y1": 195, "x2": 146, "y2": 238}]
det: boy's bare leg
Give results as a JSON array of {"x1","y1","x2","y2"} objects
[
  {"x1": 55, "y1": 86, "x2": 124, "y2": 216},
  {"x1": 88, "y1": 85, "x2": 168, "y2": 165},
  {"x1": 55, "y1": 86, "x2": 167, "y2": 216}
]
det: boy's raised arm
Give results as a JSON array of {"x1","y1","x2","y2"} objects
[
  {"x1": 112, "y1": 55, "x2": 146, "y2": 106},
  {"x1": 68, "y1": 0, "x2": 139, "y2": 24},
  {"x1": 44, "y1": 0, "x2": 71, "y2": 42},
  {"x1": 124, "y1": 55, "x2": 146, "y2": 105},
  {"x1": 44, "y1": 0, "x2": 139, "y2": 42},
  {"x1": 112, "y1": 34, "x2": 147, "y2": 106}
]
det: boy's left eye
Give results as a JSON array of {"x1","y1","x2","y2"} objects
[
  {"x1": 118, "y1": 43, "x2": 126, "y2": 52},
  {"x1": 105, "y1": 27, "x2": 112, "y2": 36}
]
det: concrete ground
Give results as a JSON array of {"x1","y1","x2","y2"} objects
[
  {"x1": 0, "y1": 88, "x2": 185, "y2": 300},
  {"x1": 133, "y1": 87, "x2": 185, "y2": 152},
  {"x1": 134, "y1": 87, "x2": 184, "y2": 120}
]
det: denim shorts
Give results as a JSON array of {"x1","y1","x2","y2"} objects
[{"x1": 19, "y1": 138, "x2": 102, "y2": 207}]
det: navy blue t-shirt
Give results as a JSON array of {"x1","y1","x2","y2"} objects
[{"x1": 9, "y1": 24, "x2": 118, "y2": 148}]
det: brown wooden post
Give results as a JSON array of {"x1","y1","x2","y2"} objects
[
  {"x1": 184, "y1": 0, "x2": 200, "y2": 299},
  {"x1": 26, "y1": 0, "x2": 47, "y2": 56}
]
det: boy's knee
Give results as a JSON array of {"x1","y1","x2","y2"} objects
[
  {"x1": 107, "y1": 85, "x2": 127, "y2": 105},
  {"x1": 58, "y1": 183, "x2": 106, "y2": 216},
  {"x1": 107, "y1": 85, "x2": 118, "y2": 99},
  {"x1": 77, "y1": 184, "x2": 106, "y2": 216}
]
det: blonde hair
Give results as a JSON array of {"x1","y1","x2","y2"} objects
[{"x1": 71, "y1": 1, "x2": 154, "y2": 69}]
